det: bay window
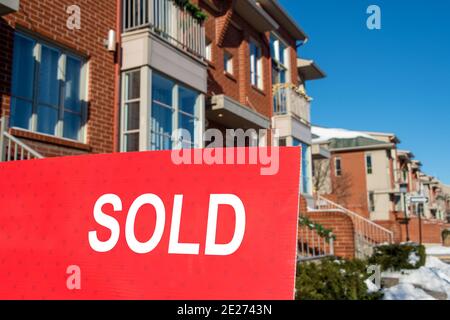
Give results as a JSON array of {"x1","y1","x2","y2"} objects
[
  {"x1": 10, "y1": 32, "x2": 86, "y2": 141},
  {"x1": 151, "y1": 72, "x2": 200, "y2": 151}
]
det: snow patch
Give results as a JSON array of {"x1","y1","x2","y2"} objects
[
  {"x1": 312, "y1": 126, "x2": 375, "y2": 144},
  {"x1": 427, "y1": 246, "x2": 450, "y2": 256},
  {"x1": 383, "y1": 284, "x2": 435, "y2": 300}
]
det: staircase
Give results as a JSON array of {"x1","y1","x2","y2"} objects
[
  {"x1": 0, "y1": 116, "x2": 43, "y2": 162},
  {"x1": 311, "y1": 195, "x2": 394, "y2": 259}
]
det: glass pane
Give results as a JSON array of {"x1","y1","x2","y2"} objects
[
  {"x1": 179, "y1": 114, "x2": 195, "y2": 145},
  {"x1": 279, "y1": 42, "x2": 286, "y2": 65},
  {"x1": 270, "y1": 36, "x2": 276, "y2": 59},
  {"x1": 10, "y1": 98, "x2": 32, "y2": 129},
  {"x1": 150, "y1": 133, "x2": 172, "y2": 151},
  {"x1": 38, "y1": 45, "x2": 60, "y2": 106},
  {"x1": 37, "y1": 105, "x2": 58, "y2": 135},
  {"x1": 125, "y1": 102, "x2": 140, "y2": 131},
  {"x1": 279, "y1": 69, "x2": 286, "y2": 84},
  {"x1": 152, "y1": 72, "x2": 173, "y2": 106},
  {"x1": 151, "y1": 102, "x2": 173, "y2": 138},
  {"x1": 63, "y1": 112, "x2": 81, "y2": 140},
  {"x1": 126, "y1": 71, "x2": 140, "y2": 100},
  {"x1": 64, "y1": 56, "x2": 82, "y2": 113},
  {"x1": 12, "y1": 34, "x2": 36, "y2": 99},
  {"x1": 179, "y1": 86, "x2": 197, "y2": 115},
  {"x1": 125, "y1": 133, "x2": 139, "y2": 152}
]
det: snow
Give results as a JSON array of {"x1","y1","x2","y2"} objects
[
  {"x1": 381, "y1": 256, "x2": 450, "y2": 300},
  {"x1": 427, "y1": 246, "x2": 450, "y2": 256},
  {"x1": 365, "y1": 279, "x2": 379, "y2": 293},
  {"x1": 383, "y1": 284, "x2": 435, "y2": 300},
  {"x1": 312, "y1": 126, "x2": 375, "y2": 144},
  {"x1": 408, "y1": 252, "x2": 420, "y2": 267}
]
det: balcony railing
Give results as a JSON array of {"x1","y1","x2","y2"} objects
[
  {"x1": 273, "y1": 84, "x2": 311, "y2": 124},
  {"x1": 122, "y1": 0, "x2": 206, "y2": 59}
]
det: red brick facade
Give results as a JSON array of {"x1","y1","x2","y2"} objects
[
  {"x1": 299, "y1": 196, "x2": 355, "y2": 259},
  {"x1": 0, "y1": 0, "x2": 117, "y2": 156}
]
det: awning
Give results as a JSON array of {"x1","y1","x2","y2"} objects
[
  {"x1": 0, "y1": 0, "x2": 19, "y2": 16},
  {"x1": 207, "y1": 95, "x2": 270, "y2": 129},
  {"x1": 234, "y1": 0, "x2": 279, "y2": 33},
  {"x1": 257, "y1": 0, "x2": 308, "y2": 41},
  {"x1": 298, "y1": 59, "x2": 326, "y2": 81}
]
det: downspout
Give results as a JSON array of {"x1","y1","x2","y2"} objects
[{"x1": 113, "y1": 0, "x2": 122, "y2": 152}]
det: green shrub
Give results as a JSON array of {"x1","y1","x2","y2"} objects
[
  {"x1": 295, "y1": 258, "x2": 382, "y2": 300},
  {"x1": 442, "y1": 229, "x2": 450, "y2": 242},
  {"x1": 368, "y1": 243, "x2": 426, "y2": 271}
]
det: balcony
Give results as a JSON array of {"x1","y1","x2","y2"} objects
[
  {"x1": 122, "y1": 0, "x2": 205, "y2": 59},
  {"x1": 273, "y1": 84, "x2": 311, "y2": 124}
]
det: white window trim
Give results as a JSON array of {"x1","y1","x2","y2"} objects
[
  {"x1": 11, "y1": 31, "x2": 88, "y2": 143},
  {"x1": 270, "y1": 33, "x2": 290, "y2": 84},
  {"x1": 250, "y1": 39, "x2": 263, "y2": 90},
  {"x1": 224, "y1": 51, "x2": 234, "y2": 75}
]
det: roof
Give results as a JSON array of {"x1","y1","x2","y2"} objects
[
  {"x1": 362, "y1": 131, "x2": 401, "y2": 144},
  {"x1": 297, "y1": 59, "x2": 326, "y2": 81},
  {"x1": 257, "y1": 0, "x2": 308, "y2": 41},
  {"x1": 234, "y1": 0, "x2": 279, "y2": 34},
  {"x1": 312, "y1": 126, "x2": 393, "y2": 151}
]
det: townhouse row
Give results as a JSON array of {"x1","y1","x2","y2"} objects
[
  {"x1": 310, "y1": 126, "x2": 450, "y2": 245},
  {"x1": 0, "y1": 0, "x2": 325, "y2": 203}
]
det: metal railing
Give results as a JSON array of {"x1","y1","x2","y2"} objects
[
  {"x1": 0, "y1": 117, "x2": 43, "y2": 162},
  {"x1": 273, "y1": 84, "x2": 311, "y2": 124},
  {"x1": 298, "y1": 222, "x2": 334, "y2": 262},
  {"x1": 123, "y1": 0, "x2": 206, "y2": 59},
  {"x1": 311, "y1": 195, "x2": 394, "y2": 259}
]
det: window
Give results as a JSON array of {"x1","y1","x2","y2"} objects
[
  {"x1": 293, "y1": 139, "x2": 311, "y2": 195},
  {"x1": 223, "y1": 51, "x2": 233, "y2": 74},
  {"x1": 122, "y1": 70, "x2": 141, "y2": 152},
  {"x1": 369, "y1": 192, "x2": 376, "y2": 212},
  {"x1": 151, "y1": 72, "x2": 199, "y2": 151},
  {"x1": 270, "y1": 35, "x2": 289, "y2": 85},
  {"x1": 250, "y1": 40, "x2": 263, "y2": 89},
  {"x1": 10, "y1": 32, "x2": 86, "y2": 141},
  {"x1": 205, "y1": 38, "x2": 212, "y2": 62},
  {"x1": 335, "y1": 157, "x2": 342, "y2": 176},
  {"x1": 366, "y1": 154, "x2": 373, "y2": 174}
]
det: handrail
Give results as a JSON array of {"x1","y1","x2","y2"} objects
[
  {"x1": 0, "y1": 117, "x2": 44, "y2": 161},
  {"x1": 3, "y1": 131, "x2": 44, "y2": 159},
  {"x1": 312, "y1": 195, "x2": 394, "y2": 259}
]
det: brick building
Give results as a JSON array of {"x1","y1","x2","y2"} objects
[
  {"x1": 0, "y1": 0, "x2": 118, "y2": 157},
  {"x1": 311, "y1": 126, "x2": 450, "y2": 246}
]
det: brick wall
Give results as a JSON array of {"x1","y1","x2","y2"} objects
[
  {"x1": 329, "y1": 151, "x2": 370, "y2": 218},
  {"x1": 299, "y1": 196, "x2": 355, "y2": 259},
  {"x1": 0, "y1": 0, "x2": 117, "y2": 157},
  {"x1": 201, "y1": 0, "x2": 273, "y2": 120}
]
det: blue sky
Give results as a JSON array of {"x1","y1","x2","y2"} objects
[{"x1": 279, "y1": 0, "x2": 450, "y2": 184}]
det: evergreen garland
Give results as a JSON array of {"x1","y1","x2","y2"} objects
[
  {"x1": 173, "y1": 0, "x2": 208, "y2": 23},
  {"x1": 299, "y1": 216, "x2": 336, "y2": 242}
]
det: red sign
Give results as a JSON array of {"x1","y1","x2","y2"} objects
[{"x1": 0, "y1": 148, "x2": 300, "y2": 300}]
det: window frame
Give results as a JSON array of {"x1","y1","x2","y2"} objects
[
  {"x1": 121, "y1": 69, "x2": 141, "y2": 152},
  {"x1": 249, "y1": 39, "x2": 263, "y2": 90},
  {"x1": 205, "y1": 38, "x2": 213, "y2": 62},
  {"x1": 366, "y1": 153, "x2": 373, "y2": 175},
  {"x1": 335, "y1": 157, "x2": 342, "y2": 177},
  {"x1": 270, "y1": 34, "x2": 290, "y2": 85},
  {"x1": 223, "y1": 50, "x2": 234, "y2": 75},
  {"x1": 369, "y1": 191, "x2": 376, "y2": 212},
  {"x1": 150, "y1": 71, "x2": 201, "y2": 151},
  {"x1": 10, "y1": 31, "x2": 88, "y2": 142}
]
